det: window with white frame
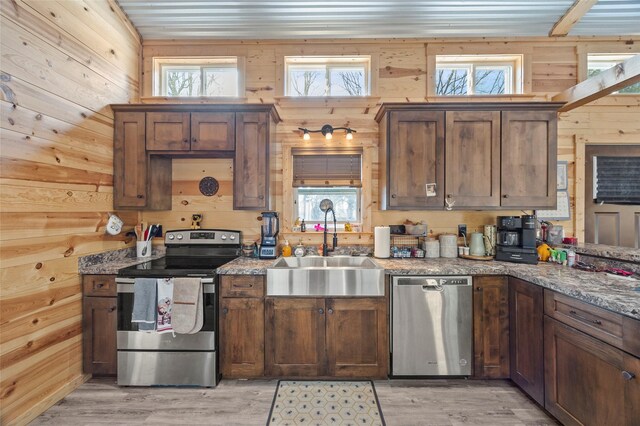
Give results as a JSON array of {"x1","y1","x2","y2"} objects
[
  {"x1": 153, "y1": 57, "x2": 240, "y2": 97},
  {"x1": 587, "y1": 54, "x2": 640, "y2": 94},
  {"x1": 435, "y1": 55, "x2": 523, "y2": 95},
  {"x1": 285, "y1": 56, "x2": 370, "y2": 97},
  {"x1": 292, "y1": 151, "x2": 363, "y2": 228}
]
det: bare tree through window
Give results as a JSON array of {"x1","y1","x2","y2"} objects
[
  {"x1": 291, "y1": 71, "x2": 323, "y2": 96},
  {"x1": 336, "y1": 71, "x2": 364, "y2": 96},
  {"x1": 166, "y1": 71, "x2": 198, "y2": 96}
]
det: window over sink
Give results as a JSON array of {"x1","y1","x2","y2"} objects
[{"x1": 291, "y1": 149, "x2": 363, "y2": 230}]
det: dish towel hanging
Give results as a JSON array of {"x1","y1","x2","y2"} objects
[
  {"x1": 132, "y1": 278, "x2": 157, "y2": 332},
  {"x1": 172, "y1": 278, "x2": 204, "y2": 334},
  {"x1": 156, "y1": 278, "x2": 174, "y2": 334}
]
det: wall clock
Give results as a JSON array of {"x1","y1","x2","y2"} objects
[{"x1": 199, "y1": 177, "x2": 219, "y2": 196}]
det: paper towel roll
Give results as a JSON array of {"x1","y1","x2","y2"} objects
[{"x1": 374, "y1": 226, "x2": 390, "y2": 258}]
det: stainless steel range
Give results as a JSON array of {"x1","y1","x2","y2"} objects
[{"x1": 116, "y1": 229, "x2": 241, "y2": 387}]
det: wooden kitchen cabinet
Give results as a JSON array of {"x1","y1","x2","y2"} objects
[
  {"x1": 219, "y1": 275, "x2": 265, "y2": 378},
  {"x1": 509, "y1": 277, "x2": 545, "y2": 405},
  {"x1": 82, "y1": 275, "x2": 117, "y2": 376},
  {"x1": 234, "y1": 112, "x2": 270, "y2": 210},
  {"x1": 265, "y1": 297, "x2": 388, "y2": 378},
  {"x1": 326, "y1": 298, "x2": 388, "y2": 378},
  {"x1": 473, "y1": 276, "x2": 509, "y2": 379},
  {"x1": 191, "y1": 112, "x2": 235, "y2": 151},
  {"x1": 375, "y1": 103, "x2": 561, "y2": 210},
  {"x1": 445, "y1": 111, "x2": 501, "y2": 208},
  {"x1": 379, "y1": 110, "x2": 445, "y2": 209},
  {"x1": 146, "y1": 112, "x2": 191, "y2": 151},
  {"x1": 113, "y1": 112, "x2": 148, "y2": 209},
  {"x1": 265, "y1": 298, "x2": 326, "y2": 376},
  {"x1": 111, "y1": 104, "x2": 279, "y2": 211},
  {"x1": 544, "y1": 316, "x2": 640, "y2": 426},
  {"x1": 501, "y1": 111, "x2": 557, "y2": 208}
]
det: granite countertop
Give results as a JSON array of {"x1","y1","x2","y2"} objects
[
  {"x1": 83, "y1": 249, "x2": 640, "y2": 321},
  {"x1": 560, "y1": 242, "x2": 640, "y2": 263},
  {"x1": 219, "y1": 256, "x2": 640, "y2": 320},
  {"x1": 78, "y1": 246, "x2": 166, "y2": 275}
]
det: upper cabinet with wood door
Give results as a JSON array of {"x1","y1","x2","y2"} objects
[
  {"x1": 111, "y1": 104, "x2": 279, "y2": 211},
  {"x1": 446, "y1": 111, "x2": 501, "y2": 208},
  {"x1": 234, "y1": 112, "x2": 269, "y2": 210},
  {"x1": 378, "y1": 110, "x2": 445, "y2": 209},
  {"x1": 501, "y1": 110, "x2": 558, "y2": 208},
  {"x1": 376, "y1": 103, "x2": 563, "y2": 210}
]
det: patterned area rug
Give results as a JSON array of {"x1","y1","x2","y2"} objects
[{"x1": 268, "y1": 380, "x2": 385, "y2": 426}]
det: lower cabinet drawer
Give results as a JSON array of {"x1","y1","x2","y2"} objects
[
  {"x1": 220, "y1": 275, "x2": 264, "y2": 298},
  {"x1": 543, "y1": 290, "x2": 640, "y2": 357}
]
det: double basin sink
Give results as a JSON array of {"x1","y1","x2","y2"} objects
[{"x1": 266, "y1": 256, "x2": 385, "y2": 296}]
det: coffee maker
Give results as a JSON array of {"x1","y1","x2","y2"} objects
[
  {"x1": 259, "y1": 211, "x2": 279, "y2": 259},
  {"x1": 495, "y1": 215, "x2": 538, "y2": 264}
]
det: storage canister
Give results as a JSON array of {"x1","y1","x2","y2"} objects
[
  {"x1": 439, "y1": 234, "x2": 458, "y2": 258},
  {"x1": 424, "y1": 239, "x2": 440, "y2": 258}
]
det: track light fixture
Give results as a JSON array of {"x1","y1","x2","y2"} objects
[{"x1": 298, "y1": 124, "x2": 356, "y2": 141}]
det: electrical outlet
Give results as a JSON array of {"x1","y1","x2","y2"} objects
[{"x1": 458, "y1": 224, "x2": 467, "y2": 238}]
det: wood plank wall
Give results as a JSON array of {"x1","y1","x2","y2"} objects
[
  {"x1": 0, "y1": 1, "x2": 140, "y2": 424},
  {"x1": 141, "y1": 38, "x2": 639, "y2": 245}
]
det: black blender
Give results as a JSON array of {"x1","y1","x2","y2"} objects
[{"x1": 259, "y1": 211, "x2": 279, "y2": 259}]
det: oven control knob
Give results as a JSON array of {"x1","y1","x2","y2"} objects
[
  {"x1": 176, "y1": 234, "x2": 183, "y2": 240},
  {"x1": 168, "y1": 234, "x2": 175, "y2": 240},
  {"x1": 221, "y1": 234, "x2": 227, "y2": 240},
  {"x1": 230, "y1": 235, "x2": 236, "y2": 240}
]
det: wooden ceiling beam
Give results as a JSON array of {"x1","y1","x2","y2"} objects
[
  {"x1": 553, "y1": 55, "x2": 640, "y2": 111},
  {"x1": 549, "y1": 0, "x2": 598, "y2": 37}
]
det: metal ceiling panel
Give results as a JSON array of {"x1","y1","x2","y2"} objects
[
  {"x1": 115, "y1": 0, "x2": 639, "y2": 40},
  {"x1": 570, "y1": 0, "x2": 640, "y2": 36}
]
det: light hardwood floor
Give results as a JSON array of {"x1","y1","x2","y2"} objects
[{"x1": 32, "y1": 378, "x2": 557, "y2": 425}]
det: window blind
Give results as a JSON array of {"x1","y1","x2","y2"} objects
[
  {"x1": 594, "y1": 156, "x2": 640, "y2": 205},
  {"x1": 293, "y1": 154, "x2": 362, "y2": 187}
]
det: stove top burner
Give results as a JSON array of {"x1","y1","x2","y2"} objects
[{"x1": 118, "y1": 228, "x2": 241, "y2": 278}]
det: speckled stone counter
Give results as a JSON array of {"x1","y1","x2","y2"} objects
[
  {"x1": 219, "y1": 256, "x2": 640, "y2": 320},
  {"x1": 561, "y1": 242, "x2": 640, "y2": 263},
  {"x1": 216, "y1": 256, "x2": 276, "y2": 275},
  {"x1": 78, "y1": 246, "x2": 166, "y2": 275}
]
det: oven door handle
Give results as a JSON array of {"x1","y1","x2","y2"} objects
[{"x1": 116, "y1": 278, "x2": 215, "y2": 294}]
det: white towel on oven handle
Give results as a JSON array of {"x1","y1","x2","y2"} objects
[{"x1": 156, "y1": 278, "x2": 174, "y2": 335}]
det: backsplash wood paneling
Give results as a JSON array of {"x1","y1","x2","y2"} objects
[{"x1": 0, "y1": 1, "x2": 140, "y2": 423}]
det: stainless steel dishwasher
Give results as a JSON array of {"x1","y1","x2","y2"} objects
[{"x1": 391, "y1": 275, "x2": 472, "y2": 376}]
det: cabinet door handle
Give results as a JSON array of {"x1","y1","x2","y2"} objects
[
  {"x1": 96, "y1": 283, "x2": 104, "y2": 288},
  {"x1": 258, "y1": 195, "x2": 264, "y2": 200},
  {"x1": 503, "y1": 194, "x2": 509, "y2": 199},
  {"x1": 593, "y1": 319, "x2": 602, "y2": 325},
  {"x1": 137, "y1": 194, "x2": 144, "y2": 199},
  {"x1": 318, "y1": 308, "x2": 324, "y2": 314},
  {"x1": 476, "y1": 286, "x2": 482, "y2": 291},
  {"x1": 447, "y1": 194, "x2": 452, "y2": 198},
  {"x1": 222, "y1": 308, "x2": 228, "y2": 315},
  {"x1": 391, "y1": 194, "x2": 397, "y2": 199},
  {"x1": 192, "y1": 138, "x2": 197, "y2": 143},
  {"x1": 183, "y1": 139, "x2": 189, "y2": 144},
  {"x1": 328, "y1": 308, "x2": 334, "y2": 314},
  {"x1": 622, "y1": 371, "x2": 636, "y2": 381},
  {"x1": 108, "y1": 306, "x2": 116, "y2": 313}
]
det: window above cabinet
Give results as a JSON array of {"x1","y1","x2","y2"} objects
[{"x1": 152, "y1": 57, "x2": 245, "y2": 98}]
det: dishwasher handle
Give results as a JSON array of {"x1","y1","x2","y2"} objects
[{"x1": 422, "y1": 279, "x2": 444, "y2": 292}]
